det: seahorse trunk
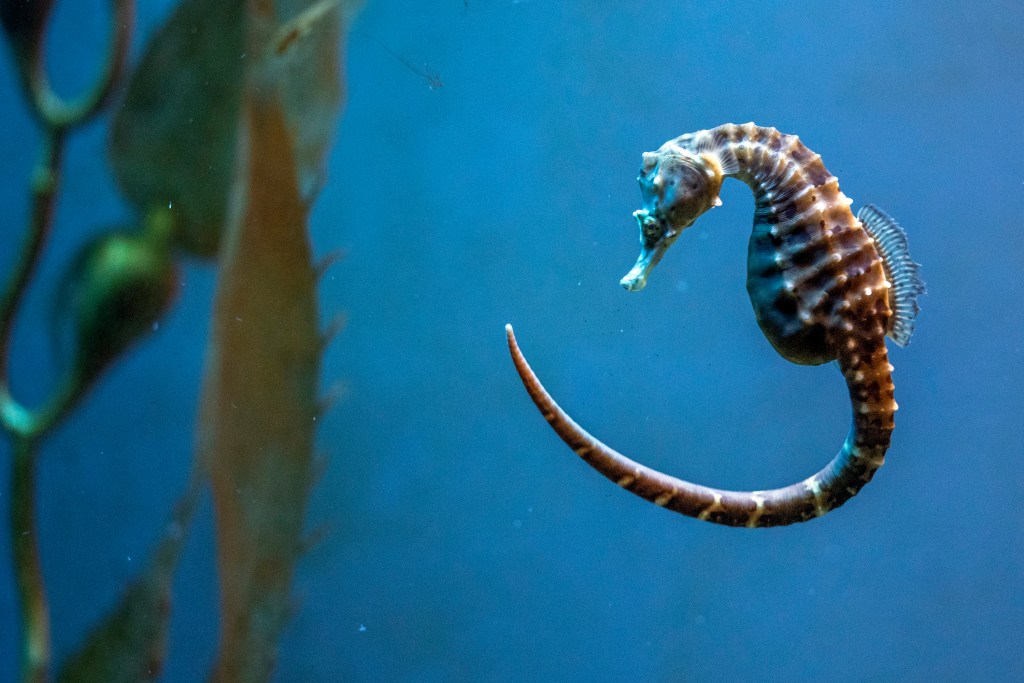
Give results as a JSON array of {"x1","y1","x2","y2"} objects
[
  {"x1": 507, "y1": 123, "x2": 921, "y2": 527},
  {"x1": 507, "y1": 324, "x2": 893, "y2": 527}
]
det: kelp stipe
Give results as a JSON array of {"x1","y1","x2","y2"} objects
[{"x1": 508, "y1": 123, "x2": 923, "y2": 527}]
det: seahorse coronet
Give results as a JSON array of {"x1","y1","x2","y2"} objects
[{"x1": 507, "y1": 123, "x2": 924, "y2": 528}]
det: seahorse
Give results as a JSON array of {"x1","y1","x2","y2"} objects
[{"x1": 506, "y1": 122, "x2": 923, "y2": 527}]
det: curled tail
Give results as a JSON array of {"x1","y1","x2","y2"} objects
[{"x1": 506, "y1": 324, "x2": 894, "y2": 528}]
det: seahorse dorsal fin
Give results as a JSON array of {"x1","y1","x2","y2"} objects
[{"x1": 856, "y1": 204, "x2": 925, "y2": 347}]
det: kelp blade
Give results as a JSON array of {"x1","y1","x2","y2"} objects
[
  {"x1": 198, "y1": 68, "x2": 322, "y2": 683},
  {"x1": 108, "y1": 0, "x2": 246, "y2": 257}
]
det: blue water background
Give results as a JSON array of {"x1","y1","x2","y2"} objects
[{"x1": 1, "y1": 0, "x2": 1022, "y2": 680}]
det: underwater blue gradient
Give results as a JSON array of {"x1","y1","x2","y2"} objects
[{"x1": 1, "y1": 0, "x2": 1022, "y2": 680}]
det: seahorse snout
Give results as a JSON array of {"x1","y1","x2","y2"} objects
[
  {"x1": 620, "y1": 262, "x2": 649, "y2": 291},
  {"x1": 621, "y1": 209, "x2": 672, "y2": 291},
  {"x1": 621, "y1": 240, "x2": 669, "y2": 291}
]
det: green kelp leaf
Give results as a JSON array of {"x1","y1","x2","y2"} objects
[
  {"x1": 109, "y1": 0, "x2": 360, "y2": 257},
  {"x1": 57, "y1": 473, "x2": 203, "y2": 683},
  {"x1": 108, "y1": 0, "x2": 246, "y2": 258},
  {"x1": 68, "y1": 226, "x2": 178, "y2": 385},
  {"x1": 199, "y1": 69, "x2": 322, "y2": 683}
]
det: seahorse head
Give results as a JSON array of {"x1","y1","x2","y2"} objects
[{"x1": 620, "y1": 147, "x2": 724, "y2": 291}]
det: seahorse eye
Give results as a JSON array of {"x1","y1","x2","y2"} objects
[{"x1": 641, "y1": 217, "x2": 661, "y2": 241}]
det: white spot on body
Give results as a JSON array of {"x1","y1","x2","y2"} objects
[
  {"x1": 803, "y1": 477, "x2": 827, "y2": 516},
  {"x1": 746, "y1": 494, "x2": 766, "y2": 528},
  {"x1": 697, "y1": 493, "x2": 724, "y2": 521}
]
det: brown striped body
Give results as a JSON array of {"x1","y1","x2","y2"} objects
[{"x1": 508, "y1": 123, "x2": 922, "y2": 527}]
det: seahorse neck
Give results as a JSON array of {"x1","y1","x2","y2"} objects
[{"x1": 681, "y1": 123, "x2": 842, "y2": 224}]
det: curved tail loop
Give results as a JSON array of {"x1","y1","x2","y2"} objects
[{"x1": 506, "y1": 324, "x2": 886, "y2": 528}]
